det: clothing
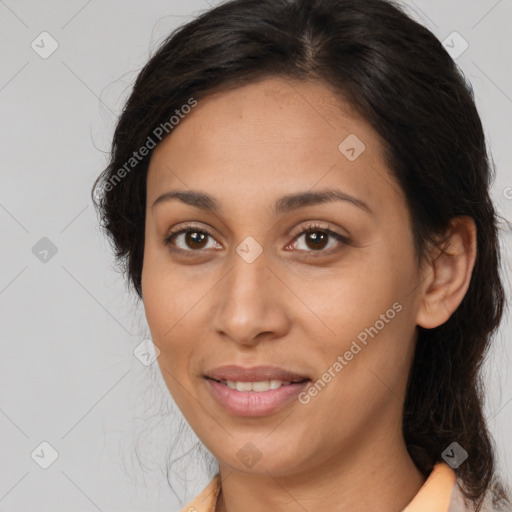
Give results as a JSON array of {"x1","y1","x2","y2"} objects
[{"x1": 178, "y1": 462, "x2": 504, "y2": 512}]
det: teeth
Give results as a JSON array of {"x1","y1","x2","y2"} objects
[
  {"x1": 270, "y1": 379, "x2": 286, "y2": 389},
  {"x1": 236, "y1": 381, "x2": 252, "y2": 392},
  {"x1": 223, "y1": 379, "x2": 293, "y2": 392}
]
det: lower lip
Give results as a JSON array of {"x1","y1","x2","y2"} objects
[{"x1": 205, "y1": 378, "x2": 310, "y2": 417}]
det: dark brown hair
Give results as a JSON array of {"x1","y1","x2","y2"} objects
[{"x1": 91, "y1": 0, "x2": 510, "y2": 508}]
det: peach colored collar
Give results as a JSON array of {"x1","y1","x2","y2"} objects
[
  {"x1": 179, "y1": 462, "x2": 457, "y2": 512},
  {"x1": 405, "y1": 462, "x2": 457, "y2": 512}
]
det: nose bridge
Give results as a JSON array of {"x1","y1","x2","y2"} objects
[
  {"x1": 225, "y1": 241, "x2": 272, "y2": 318},
  {"x1": 213, "y1": 241, "x2": 288, "y2": 344}
]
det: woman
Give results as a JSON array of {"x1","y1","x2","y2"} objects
[{"x1": 91, "y1": 0, "x2": 511, "y2": 510}]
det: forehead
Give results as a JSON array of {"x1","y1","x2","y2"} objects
[{"x1": 146, "y1": 76, "x2": 400, "y2": 215}]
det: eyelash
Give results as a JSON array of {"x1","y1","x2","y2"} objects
[{"x1": 163, "y1": 222, "x2": 349, "y2": 257}]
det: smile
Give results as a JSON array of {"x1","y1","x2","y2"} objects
[{"x1": 205, "y1": 377, "x2": 310, "y2": 416}]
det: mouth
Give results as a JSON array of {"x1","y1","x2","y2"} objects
[
  {"x1": 204, "y1": 377, "x2": 311, "y2": 418},
  {"x1": 203, "y1": 365, "x2": 312, "y2": 416},
  {"x1": 206, "y1": 377, "x2": 310, "y2": 392},
  {"x1": 204, "y1": 364, "x2": 311, "y2": 384}
]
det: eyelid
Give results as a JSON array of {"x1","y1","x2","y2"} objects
[
  {"x1": 289, "y1": 221, "x2": 348, "y2": 242},
  {"x1": 286, "y1": 222, "x2": 349, "y2": 254},
  {"x1": 163, "y1": 221, "x2": 349, "y2": 253},
  {"x1": 163, "y1": 222, "x2": 221, "y2": 251}
]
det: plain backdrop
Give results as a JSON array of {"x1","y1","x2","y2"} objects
[{"x1": 1, "y1": 1, "x2": 511, "y2": 511}]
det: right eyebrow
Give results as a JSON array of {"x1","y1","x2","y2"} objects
[{"x1": 152, "y1": 190, "x2": 220, "y2": 212}]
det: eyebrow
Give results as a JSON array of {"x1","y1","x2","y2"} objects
[{"x1": 152, "y1": 189, "x2": 373, "y2": 216}]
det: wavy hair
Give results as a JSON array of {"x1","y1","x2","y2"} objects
[{"x1": 91, "y1": 0, "x2": 510, "y2": 508}]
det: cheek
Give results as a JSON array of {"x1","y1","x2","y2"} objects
[
  {"x1": 141, "y1": 247, "x2": 218, "y2": 389},
  {"x1": 308, "y1": 254, "x2": 407, "y2": 341},
  {"x1": 141, "y1": 254, "x2": 193, "y2": 374},
  {"x1": 141, "y1": 243, "x2": 197, "y2": 335},
  {"x1": 142, "y1": 272, "x2": 199, "y2": 412},
  {"x1": 302, "y1": 240, "x2": 417, "y2": 393}
]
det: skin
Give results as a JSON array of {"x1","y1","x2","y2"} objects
[{"x1": 141, "y1": 76, "x2": 477, "y2": 512}]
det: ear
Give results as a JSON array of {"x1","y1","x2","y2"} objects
[{"x1": 415, "y1": 216, "x2": 477, "y2": 329}]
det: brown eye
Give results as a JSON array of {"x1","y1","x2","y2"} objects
[
  {"x1": 184, "y1": 231, "x2": 208, "y2": 249},
  {"x1": 304, "y1": 231, "x2": 329, "y2": 250},
  {"x1": 290, "y1": 224, "x2": 348, "y2": 253},
  {"x1": 164, "y1": 225, "x2": 220, "y2": 251}
]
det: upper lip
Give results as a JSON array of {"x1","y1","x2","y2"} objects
[{"x1": 205, "y1": 365, "x2": 310, "y2": 382}]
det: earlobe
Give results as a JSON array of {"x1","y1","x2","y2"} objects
[{"x1": 415, "y1": 216, "x2": 477, "y2": 330}]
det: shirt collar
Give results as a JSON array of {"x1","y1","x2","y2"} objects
[{"x1": 180, "y1": 461, "x2": 457, "y2": 512}]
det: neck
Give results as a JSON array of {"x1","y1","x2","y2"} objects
[{"x1": 215, "y1": 434, "x2": 425, "y2": 512}]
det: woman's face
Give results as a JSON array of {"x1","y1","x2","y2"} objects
[{"x1": 142, "y1": 76, "x2": 427, "y2": 477}]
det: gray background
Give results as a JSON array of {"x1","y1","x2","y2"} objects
[{"x1": 1, "y1": 0, "x2": 511, "y2": 510}]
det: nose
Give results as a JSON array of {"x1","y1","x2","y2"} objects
[{"x1": 212, "y1": 242, "x2": 291, "y2": 347}]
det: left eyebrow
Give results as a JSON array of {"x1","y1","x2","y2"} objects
[
  {"x1": 274, "y1": 189, "x2": 373, "y2": 216},
  {"x1": 151, "y1": 188, "x2": 373, "y2": 216}
]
